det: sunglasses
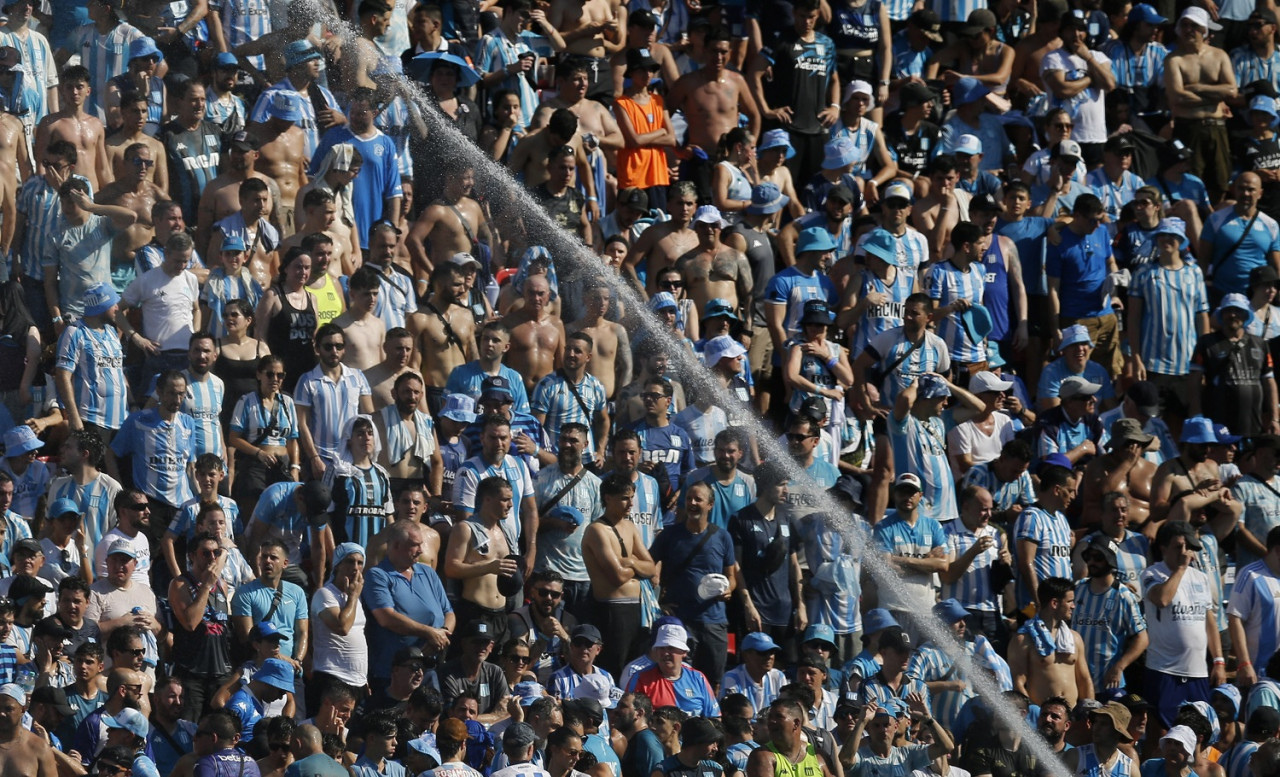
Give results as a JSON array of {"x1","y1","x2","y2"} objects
[
  {"x1": 269, "y1": 741, "x2": 291, "y2": 752},
  {"x1": 506, "y1": 654, "x2": 532, "y2": 664},
  {"x1": 320, "y1": 341, "x2": 345, "y2": 351},
  {"x1": 571, "y1": 638, "x2": 597, "y2": 649},
  {"x1": 787, "y1": 433, "x2": 818, "y2": 442},
  {"x1": 262, "y1": 371, "x2": 286, "y2": 378},
  {"x1": 659, "y1": 280, "x2": 684, "y2": 289},
  {"x1": 534, "y1": 588, "x2": 562, "y2": 599},
  {"x1": 131, "y1": 157, "x2": 155, "y2": 168},
  {"x1": 640, "y1": 392, "x2": 668, "y2": 401},
  {"x1": 1052, "y1": 122, "x2": 1074, "y2": 129},
  {"x1": 126, "y1": 502, "x2": 150, "y2": 511}
]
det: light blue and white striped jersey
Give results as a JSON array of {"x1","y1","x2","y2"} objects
[
  {"x1": 887, "y1": 413, "x2": 957, "y2": 522},
  {"x1": 1013, "y1": 506, "x2": 1073, "y2": 607},
  {"x1": 54, "y1": 321, "x2": 128, "y2": 430},
  {"x1": 865, "y1": 328, "x2": 951, "y2": 408},
  {"x1": 845, "y1": 264, "x2": 917, "y2": 356},
  {"x1": 0, "y1": 510, "x2": 30, "y2": 567},
  {"x1": 1232, "y1": 474, "x2": 1280, "y2": 568},
  {"x1": 1227, "y1": 559, "x2": 1280, "y2": 672},
  {"x1": 1196, "y1": 531, "x2": 1227, "y2": 633},
  {"x1": 134, "y1": 243, "x2": 205, "y2": 279},
  {"x1": 206, "y1": 91, "x2": 247, "y2": 135},
  {"x1": 375, "y1": 96, "x2": 414, "y2": 180},
  {"x1": 1128, "y1": 261, "x2": 1208, "y2": 375},
  {"x1": 1072, "y1": 743, "x2": 1136, "y2": 777},
  {"x1": 850, "y1": 743, "x2": 930, "y2": 777},
  {"x1": 0, "y1": 458, "x2": 48, "y2": 519},
  {"x1": 1072, "y1": 578, "x2": 1146, "y2": 689},
  {"x1": 890, "y1": 30, "x2": 931, "y2": 78},
  {"x1": 109, "y1": 408, "x2": 197, "y2": 508},
  {"x1": 46, "y1": 473, "x2": 121, "y2": 551},
  {"x1": 873, "y1": 510, "x2": 947, "y2": 613},
  {"x1": 0, "y1": 27, "x2": 55, "y2": 126},
  {"x1": 627, "y1": 470, "x2": 663, "y2": 547},
  {"x1": 1222, "y1": 740, "x2": 1259, "y2": 777},
  {"x1": 860, "y1": 675, "x2": 931, "y2": 717},
  {"x1": 15, "y1": 175, "x2": 64, "y2": 280},
  {"x1": 720, "y1": 665, "x2": 787, "y2": 718},
  {"x1": 550, "y1": 665, "x2": 615, "y2": 702},
  {"x1": 249, "y1": 79, "x2": 341, "y2": 159},
  {"x1": 1232, "y1": 44, "x2": 1280, "y2": 94},
  {"x1": 960, "y1": 462, "x2": 1036, "y2": 512},
  {"x1": 67, "y1": 21, "x2": 142, "y2": 119},
  {"x1": 531, "y1": 371, "x2": 607, "y2": 456},
  {"x1": 293, "y1": 364, "x2": 372, "y2": 465},
  {"x1": 230, "y1": 391, "x2": 299, "y2": 449},
  {"x1": 453, "y1": 453, "x2": 534, "y2": 551},
  {"x1": 798, "y1": 512, "x2": 865, "y2": 635},
  {"x1": 829, "y1": 118, "x2": 879, "y2": 179},
  {"x1": 169, "y1": 494, "x2": 239, "y2": 541},
  {"x1": 1086, "y1": 169, "x2": 1145, "y2": 233},
  {"x1": 372, "y1": 266, "x2": 416, "y2": 330},
  {"x1": 1077, "y1": 530, "x2": 1149, "y2": 589},
  {"x1": 476, "y1": 30, "x2": 538, "y2": 130},
  {"x1": 176, "y1": 372, "x2": 225, "y2": 458},
  {"x1": 213, "y1": 0, "x2": 271, "y2": 71},
  {"x1": 1037, "y1": 357, "x2": 1116, "y2": 404},
  {"x1": 201, "y1": 268, "x2": 264, "y2": 339},
  {"x1": 925, "y1": 259, "x2": 986, "y2": 363},
  {"x1": 907, "y1": 640, "x2": 987, "y2": 729},
  {"x1": 533, "y1": 464, "x2": 601, "y2": 582},
  {"x1": 1101, "y1": 39, "x2": 1168, "y2": 91},
  {"x1": 764, "y1": 264, "x2": 840, "y2": 344},
  {"x1": 943, "y1": 520, "x2": 1004, "y2": 611}
]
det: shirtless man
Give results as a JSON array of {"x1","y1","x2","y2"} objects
[
  {"x1": 376, "y1": 372, "x2": 444, "y2": 496},
  {"x1": 568, "y1": 283, "x2": 631, "y2": 399},
  {"x1": 532, "y1": 60, "x2": 623, "y2": 179},
  {"x1": 105, "y1": 93, "x2": 168, "y2": 191},
  {"x1": 624, "y1": 180, "x2": 699, "y2": 294},
  {"x1": 0, "y1": 686, "x2": 56, "y2": 777},
  {"x1": 675, "y1": 206, "x2": 753, "y2": 319},
  {"x1": 335, "y1": 265, "x2": 386, "y2": 370},
  {"x1": 506, "y1": 108, "x2": 597, "y2": 214},
  {"x1": 250, "y1": 93, "x2": 309, "y2": 238},
  {"x1": 668, "y1": 26, "x2": 760, "y2": 158},
  {"x1": 408, "y1": 160, "x2": 491, "y2": 281},
  {"x1": 609, "y1": 9, "x2": 679, "y2": 96},
  {"x1": 1009, "y1": 576, "x2": 1094, "y2": 706},
  {"x1": 444, "y1": 476, "x2": 517, "y2": 630},
  {"x1": 1079, "y1": 419, "x2": 1157, "y2": 529},
  {"x1": 503, "y1": 274, "x2": 565, "y2": 393},
  {"x1": 548, "y1": 0, "x2": 622, "y2": 102},
  {"x1": 209, "y1": 179, "x2": 278, "y2": 288},
  {"x1": 281, "y1": 189, "x2": 358, "y2": 276},
  {"x1": 0, "y1": 108, "x2": 30, "y2": 258},
  {"x1": 34, "y1": 65, "x2": 108, "y2": 192},
  {"x1": 365, "y1": 327, "x2": 418, "y2": 411},
  {"x1": 410, "y1": 262, "x2": 478, "y2": 405},
  {"x1": 196, "y1": 131, "x2": 282, "y2": 256},
  {"x1": 912, "y1": 155, "x2": 968, "y2": 261},
  {"x1": 95, "y1": 141, "x2": 168, "y2": 267},
  {"x1": 1149, "y1": 421, "x2": 1241, "y2": 538},
  {"x1": 581, "y1": 472, "x2": 657, "y2": 673},
  {"x1": 1009, "y1": 0, "x2": 1064, "y2": 105},
  {"x1": 343, "y1": 0, "x2": 395, "y2": 95},
  {"x1": 1166, "y1": 6, "x2": 1238, "y2": 203}
]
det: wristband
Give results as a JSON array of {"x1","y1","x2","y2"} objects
[
  {"x1": 52, "y1": 315, "x2": 62, "y2": 324},
  {"x1": 1240, "y1": 660, "x2": 1252, "y2": 667},
  {"x1": 587, "y1": 196, "x2": 598, "y2": 202},
  {"x1": 289, "y1": 464, "x2": 301, "y2": 471},
  {"x1": 825, "y1": 357, "x2": 838, "y2": 370},
  {"x1": 1213, "y1": 657, "x2": 1225, "y2": 665}
]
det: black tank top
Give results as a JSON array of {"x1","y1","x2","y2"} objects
[
  {"x1": 171, "y1": 572, "x2": 232, "y2": 677},
  {"x1": 266, "y1": 286, "x2": 317, "y2": 393},
  {"x1": 214, "y1": 338, "x2": 263, "y2": 427}
]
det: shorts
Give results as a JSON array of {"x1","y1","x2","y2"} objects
[
  {"x1": 749, "y1": 323, "x2": 774, "y2": 379},
  {"x1": 1027, "y1": 294, "x2": 1054, "y2": 339},
  {"x1": 1173, "y1": 117, "x2": 1231, "y2": 202},
  {"x1": 1145, "y1": 669, "x2": 1210, "y2": 729}
]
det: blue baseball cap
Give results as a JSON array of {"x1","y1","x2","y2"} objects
[
  {"x1": 3, "y1": 424, "x2": 42, "y2": 456},
  {"x1": 1181, "y1": 415, "x2": 1219, "y2": 444},
  {"x1": 1039, "y1": 452, "x2": 1074, "y2": 471},
  {"x1": 758, "y1": 128, "x2": 796, "y2": 159},
  {"x1": 933, "y1": 598, "x2": 969, "y2": 624},
  {"x1": 252, "y1": 621, "x2": 286, "y2": 641},
  {"x1": 128, "y1": 37, "x2": 163, "y2": 63},
  {"x1": 803, "y1": 623, "x2": 836, "y2": 648},
  {"x1": 254, "y1": 658, "x2": 296, "y2": 692},
  {"x1": 480, "y1": 376, "x2": 515, "y2": 401},
  {"x1": 546, "y1": 505, "x2": 584, "y2": 528},
  {"x1": 860, "y1": 228, "x2": 898, "y2": 265},
  {"x1": 82, "y1": 282, "x2": 120, "y2": 318},
  {"x1": 1214, "y1": 424, "x2": 1242, "y2": 446},
  {"x1": 1128, "y1": 2, "x2": 1167, "y2": 23},
  {"x1": 796, "y1": 227, "x2": 838, "y2": 255},
  {"x1": 953, "y1": 76, "x2": 991, "y2": 105},
  {"x1": 702, "y1": 298, "x2": 739, "y2": 322},
  {"x1": 220, "y1": 234, "x2": 247, "y2": 252},
  {"x1": 740, "y1": 632, "x2": 782, "y2": 654},
  {"x1": 214, "y1": 51, "x2": 239, "y2": 69},
  {"x1": 514, "y1": 681, "x2": 547, "y2": 706},
  {"x1": 863, "y1": 608, "x2": 899, "y2": 634},
  {"x1": 440, "y1": 393, "x2": 477, "y2": 423},
  {"x1": 47, "y1": 498, "x2": 80, "y2": 519}
]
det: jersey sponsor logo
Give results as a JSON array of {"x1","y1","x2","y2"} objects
[
  {"x1": 1049, "y1": 544, "x2": 1072, "y2": 557},
  {"x1": 147, "y1": 454, "x2": 185, "y2": 471}
]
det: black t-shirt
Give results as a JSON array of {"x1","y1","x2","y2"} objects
[
  {"x1": 724, "y1": 222, "x2": 776, "y2": 323},
  {"x1": 727, "y1": 505, "x2": 798, "y2": 628},
  {"x1": 1244, "y1": 134, "x2": 1280, "y2": 221},
  {"x1": 531, "y1": 184, "x2": 587, "y2": 241},
  {"x1": 960, "y1": 740, "x2": 1049, "y2": 777},
  {"x1": 762, "y1": 29, "x2": 836, "y2": 135},
  {"x1": 884, "y1": 118, "x2": 941, "y2": 178},
  {"x1": 435, "y1": 659, "x2": 510, "y2": 714}
]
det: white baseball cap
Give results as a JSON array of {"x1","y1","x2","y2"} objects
[
  {"x1": 970, "y1": 371, "x2": 1014, "y2": 394},
  {"x1": 955, "y1": 134, "x2": 983, "y2": 156},
  {"x1": 653, "y1": 623, "x2": 690, "y2": 651},
  {"x1": 1179, "y1": 6, "x2": 1222, "y2": 30}
]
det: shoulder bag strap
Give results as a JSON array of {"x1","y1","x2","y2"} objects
[
  {"x1": 661, "y1": 524, "x2": 720, "y2": 588},
  {"x1": 604, "y1": 521, "x2": 629, "y2": 558},
  {"x1": 423, "y1": 300, "x2": 465, "y2": 351},
  {"x1": 443, "y1": 200, "x2": 480, "y2": 251},
  {"x1": 883, "y1": 333, "x2": 925, "y2": 377},
  {"x1": 560, "y1": 370, "x2": 595, "y2": 421},
  {"x1": 263, "y1": 584, "x2": 285, "y2": 622},
  {"x1": 538, "y1": 469, "x2": 587, "y2": 514},
  {"x1": 1211, "y1": 210, "x2": 1260, "y2": 279}
]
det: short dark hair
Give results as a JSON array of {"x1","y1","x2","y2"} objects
[
  {"x1": 1037, "y1": 576, "x2": 1074, "y2": 607},
  {"x1": 315, "y1": 323, "x2": 345, "y2": 347},
  {"x1": 951, "y1": 221, "x2": 984, "y2": 249},
  {"x1": 476, "y1": 476, "x2": 513, "y2": 508},
  {"x1": 601, "y1": 472, "x2": 636, "y2": 498},
  {"x1": 349, "y1": 264, "x2": 382, "y2": 292}
]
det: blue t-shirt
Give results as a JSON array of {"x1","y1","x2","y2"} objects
[
  {"x1": 1046, "y1": 224, "x2": 1113, "y2": 319},
  {"x1": 361, "y1": 559, "x2": 452, "y2": 678},
  {"x1": 650, "y1": 523, "x2": 736, "y2": 624},
  {"x1": 444, "y1": 364, "x2": 532, "y2": 414},
  {"x1": 230, "y1": 580, "x2": 308, "y2": 658},
  {"x1": 309, "y1": 127, "x2": 403, "y2": 250},
  {"x1": 997, "y1": 216, "x2": 1053, "y2": 297}
]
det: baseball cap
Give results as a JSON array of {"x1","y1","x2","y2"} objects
[
  {"x1": 459, "y1": 620, "x2": 496, "y2": 641},
  {"x1": 394, "y1": 646, "x2": 426, "y2": 666},
  {"x1": 32, "y1": 616, "x2": 71, "y2": 641},
  {"x1": 1155, "y1": 520, "x2": 1204, "y2": 551},
  {"x1": 30, "y1": 686, "x2": 72, "y2": 717},
  {"x1": 448, "y1": 252, "x2": 482, "y2": 270},
  {"x1": 1180, "y1": 6, "x2": 1222, "y2": 30},
  {"x1": 692, "y1": 205, "x2": 728, "y2": 228},
  {"x1": 503, "y1": 722, "x2": 538, "y2": 749},
  {"x1": 228, "y1": 131, "x2": 260, "y2": 152},
  {"x1": 1127, "y1": 381, "x2": 1160, "y2": 417},
  {"x1": 1059, "y1": 376, "x2": 1102, "y2": 400},
  {"x1": 220, "y1": 234, "x2": 247, "y2": 252},
  {"x1": 104, "y1": 708, "x2": 150, "y2": 739},
  {"x1": 893, "y1": 473, "x2": 923, "y2": 492},
  {"x1": 106, "y1": 538, "x2": 138, "y2": 559},
  {"x1": 882, "y1": 180, "x2": 914, "y2": 204},
  {"x1": 47, "y1": 498, "x2": 80, "y2": 520},
  {"x1": 1054, "y1": 139, "x2": 1084, "y2": 161},
  {"x1": 572, "y1": 624, "x2": 603, "y2": 645},
  {"x1": 252, "y1": 621, "x2": 286, "y2": 641},
  {"x1": 1128, "y1": 2, "x2": 1167, "y2": 23},
  {"x1": 617, "y1": 187, "x2": 649, "y2": 211},
  {"x1": 909, "y1": 8, "x2": 944, "y2": 40},
  {"x1": 970, "y1": 371, "x2": 1013, "y2": 394},
  {"x1": 481, "y1": 375, "x2": 516, "y2": 401},
  {"x1": 740, "y1": 632, "x2": 782, "y2": 653}
]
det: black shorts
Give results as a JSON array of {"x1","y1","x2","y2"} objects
[{"x1": 1026, "y1": 294, "x2": 1055, "y2": 339}]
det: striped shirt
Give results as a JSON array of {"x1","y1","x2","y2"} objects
[
  {"x1": 327, "y1": 462, "x2": 393, "y2": 548},
  {"x1": 1072, "y1": 743, "x2": 1136, "y2": 777},
  {"x1": 1233, "y1": 474, "x2": 1280, "y2": 566},
  {"x1": 54, "y1": 321, "x2": 128, "y2": 429},
  {"x1": 1077, "y1": 530, "x2": 1149, "y2": 589},
  {"x1": 453, "y1": 454, "x2": 534, "y2": 551},
  {"x1": 1128, "y1": 261, "x2": 1208, "y2": 375},
  {"x1": 169, "y1": 494, "x2": 239, "y2": 541},
  {"x1": 1232, "y1": 44, "x2": 1280, "y2": 94},
  {"x1": 798, "y1": 512, "x2": 865, "y2": 635},
  {"x1": 201, "y1": 268, "x2": 264, "y2": 338},
  {"x1": 1196, "y1": 531, "x2": 1227, "y2": 633},
  {"x1": 829, "y1": 118, "x2": 879, "y2": 179},
  {"x1": 205, "y1": 92, "x2": 247, "y2": 136},
  {"x1": 719, "y1": 665, "x2": 787, "y2": 718},
  {"x1": 249, "y1": 79, "x2": 341, "y2": 160},
  {"x1": 15, "y1": 175, "x2": 65, "y2": 280},
  {"x1": 0, "y1": 27, "x2": 55, "y2": 127},
  {"x1": 294, "y1": 364, "x2": 371, "y2": 465},
  {"x1": 1227, "y1": 559, "x2": 1280, "y2": 671},
  {"x1": 887, "y1": 413, "x2": 957, "y2": 522},
  {"x1": 372, "y1": 265, "x2": 415, "y2": 330},
  {"x1": 109, "y1": 409, "x2": 197, "y2": 508},
  {"x1": 960, "y1": 463, "x2": 1036, "y2": 513},
  {"x1": 67, "y1": 21, "x2": 142, "y2": 119},
  {"x1": 627, "y1": 471, "x2": 663, "y2": 546},
  {"x1": 1086, "y1": 169, "x2": 1145, "y2": 232},
  {"x1": 550, "y1": 665, "x2": 615, "y2": 702},
  {"x1": 176, "y1": 372, "x2": 225, "y2": 458},
  {"x1": 925, "y1": 259, "x2": 986, "y2": 363},
  {"x1": 381, "y1": 405, "x2": 437, "y2": 469},
  {"x1": 476, "y1": 30, "x2": 538, "y2": 130},
  {"x1": 230, "y1": 391, "x2": 299, "y2": 449},
  {"x1": 213, "y1": 0, "x2": 271, "y2": 70},
  {"x1": 865, "y1": 328, "x2": 951, "y2": 407},
  {"x1": 0, "y1": 510, "x2": 30, "y2": 565},
  {"x1": 1013, "y1": 506, "x2": 1073, "y2": 607},
  {"x1": 1072, "y1": 578, "x2": 1146, "y2": 689},
  {"x1": 860, "y1": 674, "x2": 931, "y2": 717},
  {"x1": 46, "y1": 473, "x2": 121, "y2": 551},
  {"x1": 0, "y1": 459, "x2": 48, "y2": 519},
  {"x1": 845, "y1": 265, "x2": 916, "y2": 356},
  {"x1": 943, "y1": 520, "x2": 1004, "y2": 611},
  {"x1": 531, "y1": 371, "x2": 607, "y2": 455},
  {"x1": 445, "y1": 364, "x2": 531, "y2": 415},
  {"x1": 907, "y1": 639, "x2": 999, "y2": 729}
]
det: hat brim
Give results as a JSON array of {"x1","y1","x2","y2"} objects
[
  {"x1": 821, "y1": 155, "x2": 857, "y2": 170},
  {"x1": 759, "y1": 143, "x2": 797, "y2": 160},
  {"x1": 746, "y1": 194, "x2": 789, "y2": 214}
]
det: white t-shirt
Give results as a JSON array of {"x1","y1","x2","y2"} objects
[
  {"x1": 122, "y1": 267, "x2": 200, "y2": 351},
  {"x1": 93, "y1": 528, "x2": 152, "y2": 586},
  {"x1": 309, "y1": 581, "x2": 368, "y2": 686},
  {"x1": 1141, "y1": 561, "x2": 1214, "y2": 677},
  {"x1": 1040, "y1": 49, "x2": 1112, "y2": 144},
  {"x1": 947, "y1": 413, "x2": 1016, "y2": 477}
]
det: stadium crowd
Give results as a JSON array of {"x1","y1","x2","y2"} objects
[{"x1": 7, "y1": 0, "x2": 1280, "y2": 774}]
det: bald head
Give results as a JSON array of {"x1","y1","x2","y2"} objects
[
  {"x1": 294, "y1": 724, "x2": 324, "y2": 755},
  {"x1": 106, "y1": 668, "x2": 141, "y2": 695},
  {"x1": 959, "y1": 484, "x2": 994, "y2": 527}
]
